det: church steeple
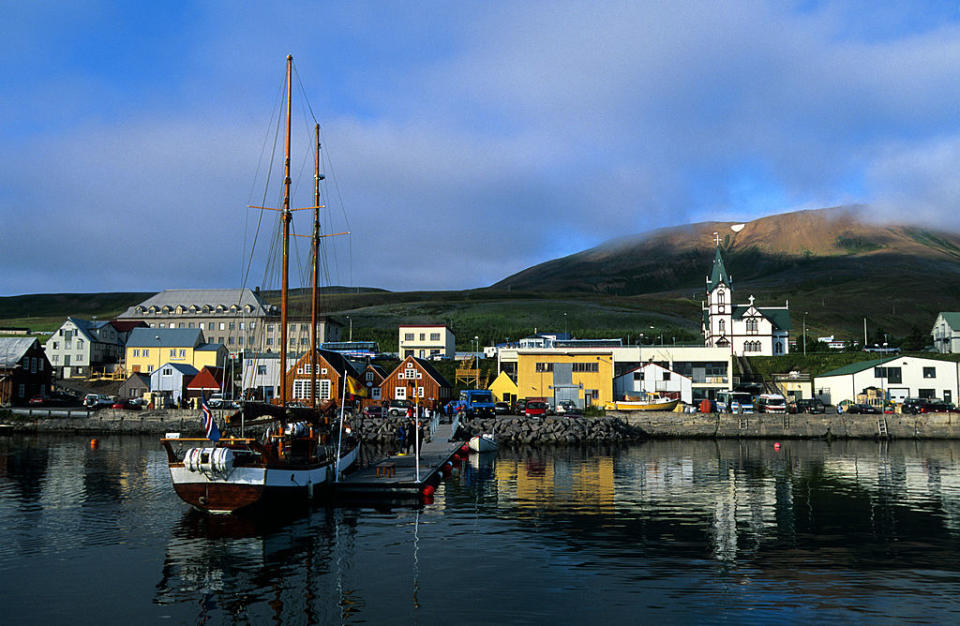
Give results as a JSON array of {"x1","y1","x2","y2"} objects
[{"x1": 707, "y1": 245, "x2": 731, "y2": 290}]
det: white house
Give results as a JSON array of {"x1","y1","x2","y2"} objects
[
  {"x1": 241, "y1": 353, "x2": 298, "y2": 401},
  {"x1": 44, "y1": 317, "x2": 123, "y2": 378},
  {"x1": 701, "y1": 246, "x2": 791, "y2": 356},
  {"x1": 931, "y1": 313, "x2": 960, "y2": 354},
  {"x1": 614, "y1": 362, "x2": 693, "y2": 404},
  {"x1": 814, "y1": 356, "x2": 959, "y2": 406},
  {"x1": 398, "y1": 324, "x2": 455, "y2": 359},
  {"x1": 150, "y1": 362, "x2": 199, "y2": 406}
]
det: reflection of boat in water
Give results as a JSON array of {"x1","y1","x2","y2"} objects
[
  {"x1": 605, "y1": 395, "x2": 679, "y2": 412},
  {"x1": 468, "y1": 433, "x2": 498, "y2": 453},
  {"x1": 160, "y1": 56, "x2": 359, "y2": 514}
]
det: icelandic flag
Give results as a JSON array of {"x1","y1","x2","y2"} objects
[{"x1": 202, "y1": 396, "x2": 221, "y2": 442}]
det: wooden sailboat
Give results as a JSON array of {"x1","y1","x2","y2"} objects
[{"x1": 161, "y1": 56, "x2": 359, "y2": 514}]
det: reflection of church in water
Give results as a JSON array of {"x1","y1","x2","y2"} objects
[{"x1": 701, "y1": 240, "x2": 791, "y2": 357}]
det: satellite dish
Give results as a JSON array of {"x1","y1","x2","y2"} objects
[{"x1": 731, "y1": 224, "x2": 745, "y2": 233}]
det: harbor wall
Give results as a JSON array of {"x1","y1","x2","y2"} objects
[
  {"x1": 5, "y1": 409, "x2": 960, "y2": 441},
  {"x1": 616, "y1": 410, "x2": 960, "y2": 439}
]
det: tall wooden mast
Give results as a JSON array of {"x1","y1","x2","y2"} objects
[
  {"x1": 311, "y1": 123, "x2": 321, "y2": 410},
  {"x1": 279, "y1": 54, "x2": 293, "y2": 411}
]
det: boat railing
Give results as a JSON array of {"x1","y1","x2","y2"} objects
[
  {"x1": 427, "y1": 411, "x2": 441, "y2": 439},
  {"x1": 449, "y1": 411, "x2": 461, "y2": 439}
]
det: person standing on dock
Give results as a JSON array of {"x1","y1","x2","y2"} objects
[
  {"x1": 404, "y1": 420, "x2": 415, "y2": 454},
  {"x1": 395, "y1": 422, "x2": 406, "y2": 454}
]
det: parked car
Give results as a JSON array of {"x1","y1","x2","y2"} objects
[
  {"x1": 524, "y1": 401, "x2": 548, "y2": 418},
  {"x1": 756, "y1": 394, "x2": 787, "y2": 414},
  {"x1": 555, "y1": 400, "x2": 577, "y2": 415},
  {"x1": 902, "y1": 398, "x2": 954, "y2": 414},
  {"x1": 28, "y1": 396, "x2": 46, "y2": 405},
  {"x1": 845, "y1": 403, "x2": 880, "y2": 414},
  {"x1": 111, "y1": 400, "x2": 141, "y2": 411},
  {"x1": 362, "y1": 405, "x2": 383, "y2": 418},
  {"x1": 83, "y1": 394, "x2": 114, "y2": 409},
  {"x1": 516, "y1": 399, "x2": 527, "y2": 414},
  {"x1": 789, "y1": 399, "x2": 826, "y2": 414},
  {"x1": 494, "y1": 401, "x2": 510, "y2": 415},
  {"x1": 387, "y1": 399, "x2": 413, "y2": 417}
]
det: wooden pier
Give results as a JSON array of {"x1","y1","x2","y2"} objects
[{"x1": 334, "y1": 420, "x2": 466, "y2": 500}]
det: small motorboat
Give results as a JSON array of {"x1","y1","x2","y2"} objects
[
  {"x1": 604, "y1": 395, "x2": 680, "y2": 412},
  {"x1": 468, "y1": 433, "x2": 498, "y2": 453}
]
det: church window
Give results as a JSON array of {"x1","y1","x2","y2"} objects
[
  {"x1": 719, "y1": 319, "x2": 726, "y2": 334},
  {"x1": 747, "y1": 319, "x2": 758, "y2": 333},
  {"x1": 717, "y1": 289, "x2": 725, "y2": 313}
]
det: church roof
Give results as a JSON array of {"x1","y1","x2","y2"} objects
[
  {"x1": 732, "y1": 305, "x2": 793, "y2": 331},
  {"x1": 707, "y1": 247, "x2": 730, "y2": 288}
]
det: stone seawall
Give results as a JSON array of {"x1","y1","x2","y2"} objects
[
  {"x1": 6, "y1": 409, "x2": 960, "y2": 441},
  {"x1": 0, "y1": 409, "x2": 205, "y2": 436},
  {"x1": 616, "y1": 410, "x2": 960, "y2": 439}
]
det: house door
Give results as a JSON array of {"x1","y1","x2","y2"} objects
[{"x1": 945, "y1": 390, "x2": 953, "y2": 404}]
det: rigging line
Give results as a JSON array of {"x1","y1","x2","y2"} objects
[
  {"x1": 242, "y1": 71, "x2": 287, "y2": 294},
  {"x1": 319, "y1": 127, "x2": 354, "y2": 289},
  {"x1": 293, "y1": 62, "x2": 320, "y2": 126}
]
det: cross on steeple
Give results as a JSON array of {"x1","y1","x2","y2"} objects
[{"x1": 713, "y1": 232, "x2": 721, "y2": 247}]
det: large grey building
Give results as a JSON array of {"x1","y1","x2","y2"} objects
[{"x1": 118, "y1": 288, "x2": 341, "y2": 355}]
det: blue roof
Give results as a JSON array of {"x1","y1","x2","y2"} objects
[{"x1": 127, "y1": 327, "x2": 203, "y2": 348}]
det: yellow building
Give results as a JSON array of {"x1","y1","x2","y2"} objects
[
  {"x1": 125, "y1": 327, "x2": 227, "y2": 374},
  {"x1": 488, "y1": 371, "x2": 519, "y2": 404},
  {"x1": 516, "y1": 350, "x2": 614, "y2": 408}
]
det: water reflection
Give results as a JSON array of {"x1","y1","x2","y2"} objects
[{"x1": 5, "y1": 435, "x2": 960, "y2": 622}]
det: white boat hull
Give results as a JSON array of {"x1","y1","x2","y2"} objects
[
  {"x1": 167, "y1": 443, "x2": 360, "y2": 514},
  {"x1": 468, "y1": 434, "x2": 498, "y2": 453}
]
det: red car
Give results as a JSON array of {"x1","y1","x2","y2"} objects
[{"x1": 524, "y1": 401, "x2": 548, "y2": 418}]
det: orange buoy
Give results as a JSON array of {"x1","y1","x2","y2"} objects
[{"x1": 89, "y1": 438, "x2": 99, "y2": 449}]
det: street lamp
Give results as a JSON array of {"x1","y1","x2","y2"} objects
[
  {"x1": 563, "y1": 312, "x2": 567, "y2": 336},
  {"x1": 803, "y1": 311, "x2": 808, "y2": 356},
  {"x1": 346, "y1": 315, "x2": 352, "y2": 342},
  {"x1": 474, "y1": 336, "x2": 479, "y2": 389}
]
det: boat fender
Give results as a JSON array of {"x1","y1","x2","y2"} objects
[{"x1": 421, "y1": 484, "x2": 436, "y2": 497}]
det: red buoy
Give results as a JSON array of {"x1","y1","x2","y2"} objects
[
  {"x1": 422, "y1": 484, "x2": 436, "y2": 497},
  {"x1": 774, "y1": 442, "x2": 781, "y2": 450}
]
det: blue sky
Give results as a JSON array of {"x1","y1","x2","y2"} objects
[{"x1": 4, "y1": 0, "x2": 960, "y2": 296}]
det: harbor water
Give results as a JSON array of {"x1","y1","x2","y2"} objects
[{"x1": 3, "y1": 434, "x2": 960, "y2": 623}]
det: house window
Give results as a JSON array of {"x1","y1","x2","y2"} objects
[
  {"x1": 266, "y1": 338, "x2": 273, "y2": 345},
  {"x1": 396, "y1": 386, "x2": 406, "y2": 400},
  {"x1": 418, "y1": 386, "x2": 425, "y2": 398},
  {"x1": 199, "y1": 323, "x2": 204, "y2": 330},
  {"x1": 133, "y1": 349, "x2": 140, "y2": 357},
  {"x1": 430, "y1": 333, "x2": 440, "y2": 341},
  {"x1": 419, "y1": 333, "x2": 425, "y2": 340},
  {"x1": 536, "y1": 362, "x2": 554, "y2": 373},
  {"x1": 240, "y1": 322, "x2": 245, "y2": 330},
  {"x1": 169, "y1": 349, "x2": 177, "y2": 358},
  {"x1": 572, "y1": 362, "x2": 599, "y2": 373},
  {"x1": 404, "y1": 333, "x2": 414, "y2": 341},
  {"x1": 293, "y1": 379, "x2": 312, "y2": 400},
  {"x1": 163, "y1": 368, "x2": 172, "y2": 376},
  {"x1": 143, "y1": 349, "x2": 149, "y2": 357},
  {"x1": 219, "y1": 323, "x2": 225, "y2": 331},
  {"x1": 875, "y1": 367, "x2": 903, "y2": 384},
  {"x1": 179, "y1": 349, "x2": 186, "y2": 358},
  {"x1": 147, "y1": 365, "x2": 154, "y2": 373},
  {"x1": 320, "y1": 379, "x2": 331, "y2": 400},
  {"x1": 924, "y1": 367, "x2": 937, "y2": 379},
  {"x1": 919, "y1": 388, "x2": 936, "y2": 399},
  {"x1": 257, "y1": 365, "x2": 267, "y2": 375},
  {"x1": 372, "y1": 388, "x2": 381, "y2": 399},
  {"x1": 77, "y1": 339, "x2": 84, "y2": 348},
  {"x1": 238, "y1": 336, "x2": 244, "y2": 345},
  {"x1": 662, "y1": 372, "x2": 672, "y2": 381},
  {"x1": 229, "y1": 322, "x2": 236, "y2": 330},
  {"x1": 633, "y1": 372, "x2": 643, "y2": 381},
  {"x1": 366, "y1": 372, "x2": 374, "y2": 381}
]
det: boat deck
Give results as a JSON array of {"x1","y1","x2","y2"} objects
[{"x1": 334, "y1": 422, "x2": 464, "y2": 499}]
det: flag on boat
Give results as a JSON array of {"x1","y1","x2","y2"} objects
[{"x1": 202, "y1": 396, "x2": 220, "y2": 442}]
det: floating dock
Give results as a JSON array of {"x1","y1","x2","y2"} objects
[{"x1": 334, "y1": 421, "x2": 465, "y2": 499}]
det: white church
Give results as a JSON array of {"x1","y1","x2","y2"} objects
[{"x1": 701, "y1": 243, "x2": 792, "y2": 356}]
